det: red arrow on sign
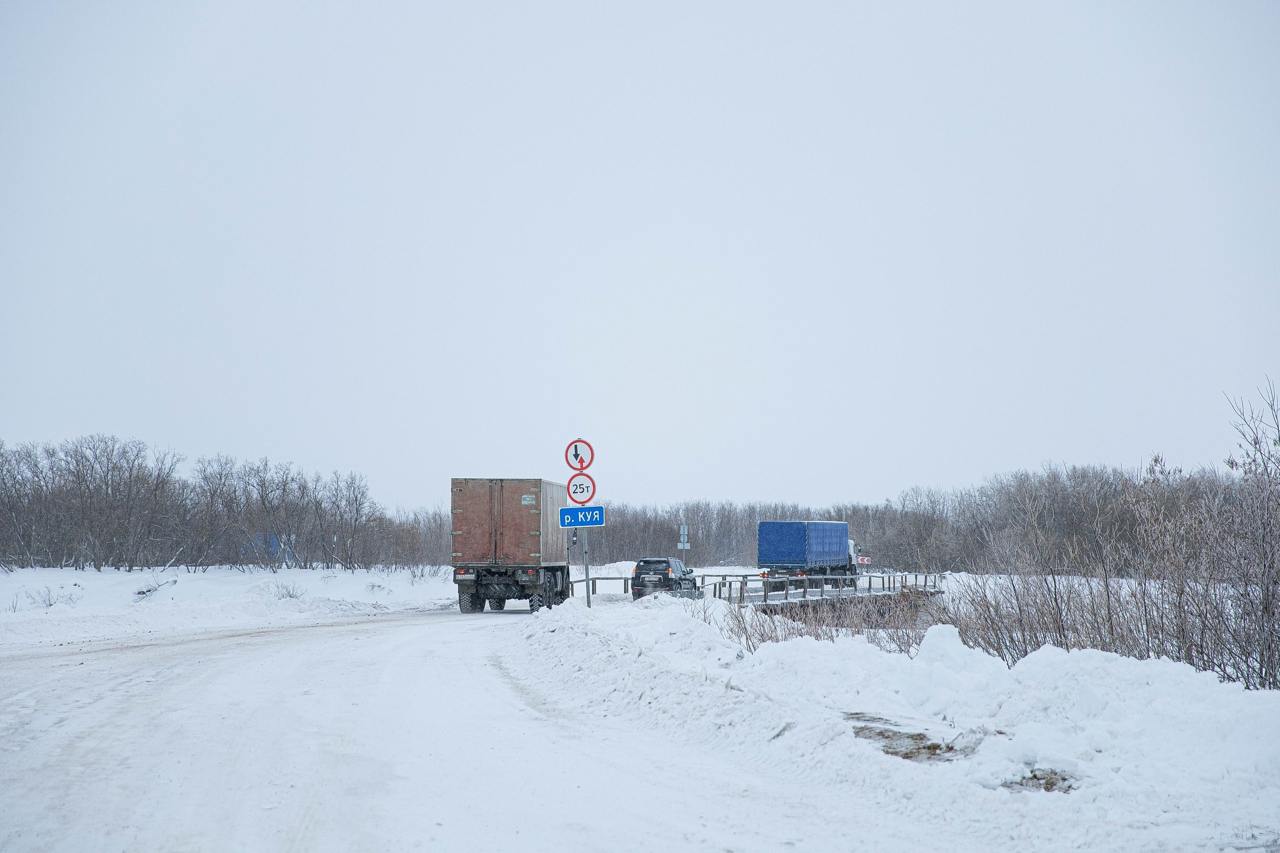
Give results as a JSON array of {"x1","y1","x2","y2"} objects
[{"x1": 564, "y1": 438, "x2": 594, "y2": 472}]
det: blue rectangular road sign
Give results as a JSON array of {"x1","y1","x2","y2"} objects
[{"x1": 559, "y1": 505, "x2": 606, "y2": 528}]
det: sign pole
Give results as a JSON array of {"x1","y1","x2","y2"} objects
[
  {"x1": 562, "y1": 438, "x2": 599, "y2": 609},
  {"x1": 583, "y1": 530, "x2": 592, "y2": 608}
]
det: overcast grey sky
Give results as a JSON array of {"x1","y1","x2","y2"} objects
[{"x1": 2, "y1": 1, "x2": 1277, "y2": 511}]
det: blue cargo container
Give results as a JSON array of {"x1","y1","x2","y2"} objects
[{"x1": 757, "y1": 521, "x2": 850, "y2": 572}]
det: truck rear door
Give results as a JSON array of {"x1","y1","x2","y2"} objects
[
  {"x1": 496, "y1": 480, "x2": 542, "y2": 565},
  {"x1": 451, "y1": 479, "x2": 497, "y2": 565}
]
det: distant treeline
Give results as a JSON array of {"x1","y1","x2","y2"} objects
[
  {"x1": 0, "y1": 437, "x2": 451, "y2": 572},
  {"x1": 592, "y1": 462, "x2": 1219, "y2": 574},
  {"x1": 0, "y1": 434, "x2": 1159, "y2": 574},
  {"x1": 0, "y1": 404, "x2": 1272, "y2": 579},
  {"x1": 0, "y1": 384, "x2": 1269, "y2": 578},
  {"x1": 0, "y1": 433, "x2": 1136, "y2": 574}
]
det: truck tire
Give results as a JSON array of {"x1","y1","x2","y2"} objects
[
  {"x1": 487, "y1": 598, "x2": 506, "y2": 611},
  {"x1": 529, "y1": 593, "x2": 545, "y2": 612},
  {"x1": 458, "y1": 591, "x2": 484, "y2": 613}
]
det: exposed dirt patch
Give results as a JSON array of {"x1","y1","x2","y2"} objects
[
  {"x1": 844, "y1": 712, "x2": 974, "y2": 763},
  {"x1": 845, "y1": 712, "x2": 1077, "y2": 794},
  {"x1": 1003, "y1": 767, "x2": 1076, "y2": 793}
]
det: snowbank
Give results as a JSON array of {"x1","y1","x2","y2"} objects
[
  {"x1": 569, "y1": 560, "x2": 635, "y2": 579},
  {"x1": 0, "y1": 567, "x2": 456, "y2": 651},
  {"x1": 511, "y1": 595, "x2": 1280, "y2": 851}
]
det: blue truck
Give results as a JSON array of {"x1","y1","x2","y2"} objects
[{"x1": 757, "y1": 520, "x2": 856, "y2": 587}]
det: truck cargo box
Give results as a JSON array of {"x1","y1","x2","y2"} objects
[
  {"x1": 757, "y1": 520, "x2": 850, "y2": 570},
  {"x1": 451, "y1": 478, "x2": 569, "y2": 568}
]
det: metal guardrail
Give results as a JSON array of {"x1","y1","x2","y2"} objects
[
  {"x1": 567, "y1": 576, "x2": 634, "y2": 596},
  {"x1": 701, "y1": 572, "x2": 941, "y2": 607},
  {"x1": 568, "y1": 572, "x2": 942, "y2": 605}
]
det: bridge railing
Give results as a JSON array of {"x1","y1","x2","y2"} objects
[
  {"x1": 567, "y1": 572, "x2": 943, "y2": 604},
  {"x1": 567, "y1": 576, "x2": 634, "y2": 596},
  {"x1": 700, "y1": 572, "x2": 941, "y2": 606}
]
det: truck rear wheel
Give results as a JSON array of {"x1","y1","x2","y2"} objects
[
  {"x1": 458, "y1": 591, "x2": 484, "y2": 613},
  {"x1": 487, "y1": 598, "x2": 506, "y2": 611},
  {"x1": 529, "y1": 593, "x2": 545, "y2": 612}
]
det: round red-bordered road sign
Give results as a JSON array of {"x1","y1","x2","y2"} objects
[
  {"x1": 564, "y1": 438, "x2": 594, "y2": 471},
  {"x1": 567, "y1": 472, "x2": 596, "y2": 505}
]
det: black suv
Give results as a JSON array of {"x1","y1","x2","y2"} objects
[{"x1": 631, "y1": 557, "x2": 698, "y2": 600}]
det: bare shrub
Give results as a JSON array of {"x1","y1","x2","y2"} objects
[
  {"x1": 1221, "y1": 379, "x2": 1280, "y2": 689},
  {"x1": 26, "y1": 586, "x2": 56, "y2": 608},
  {"x1": 272, "y1": 581, "x2": 304, "y2": 600},
  {"x1": 945, "y1": 382, "x2": 1279, "y2": 688},
  {"x1": 23, "y1": 585, "x2": 81, "y2": 609},
  {"x1": 771, "y1": 592, "x2": 946, "y2": 655},
  {"x1": 407, "y1": 564, "x2": 447, "y2": 584},
  {"x1": 695, "y1": 600, "x2": 789, "y2": 653},
  {"x1": 135, "y1": 577, "x2": 178, "y2": 600},
  {"x1": 689, "y1": 592, "x2": 946, "y2": 656}
]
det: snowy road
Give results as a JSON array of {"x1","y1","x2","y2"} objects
[
  {"x1": 0, "y1": 610, "x2": 929, "y2": 852},
  {"x1": 4, "y1": 575, "x2": 1279, "y2": 853}
]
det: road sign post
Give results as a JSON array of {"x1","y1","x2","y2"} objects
[
  {"x1": 583, "y1": 529, "x2": 591, "y2": 609},
  {"x1": 563, "y1": 439, "x2": 598, "y2": 607}
]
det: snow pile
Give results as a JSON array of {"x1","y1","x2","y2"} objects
[
  {"x1": 0, "y1": 567, "x2": 456, "y2": 650},
  {"x1": 569, "y1": 560, "x2": 635, "y2": 580},
  {"x1": 511, "y1": 595, "x2": 1280, "y2": 851}
]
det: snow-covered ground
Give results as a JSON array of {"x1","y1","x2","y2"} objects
[
  {"x1": 0, "y1": 567, "x2": 458, "y2": 650},
  {"x1": 2, "y1": 568, "x2": 1278, "y2": 851},
  {"x1": 518, "y1": 596, "x2": 1280, "y2": 850}
]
